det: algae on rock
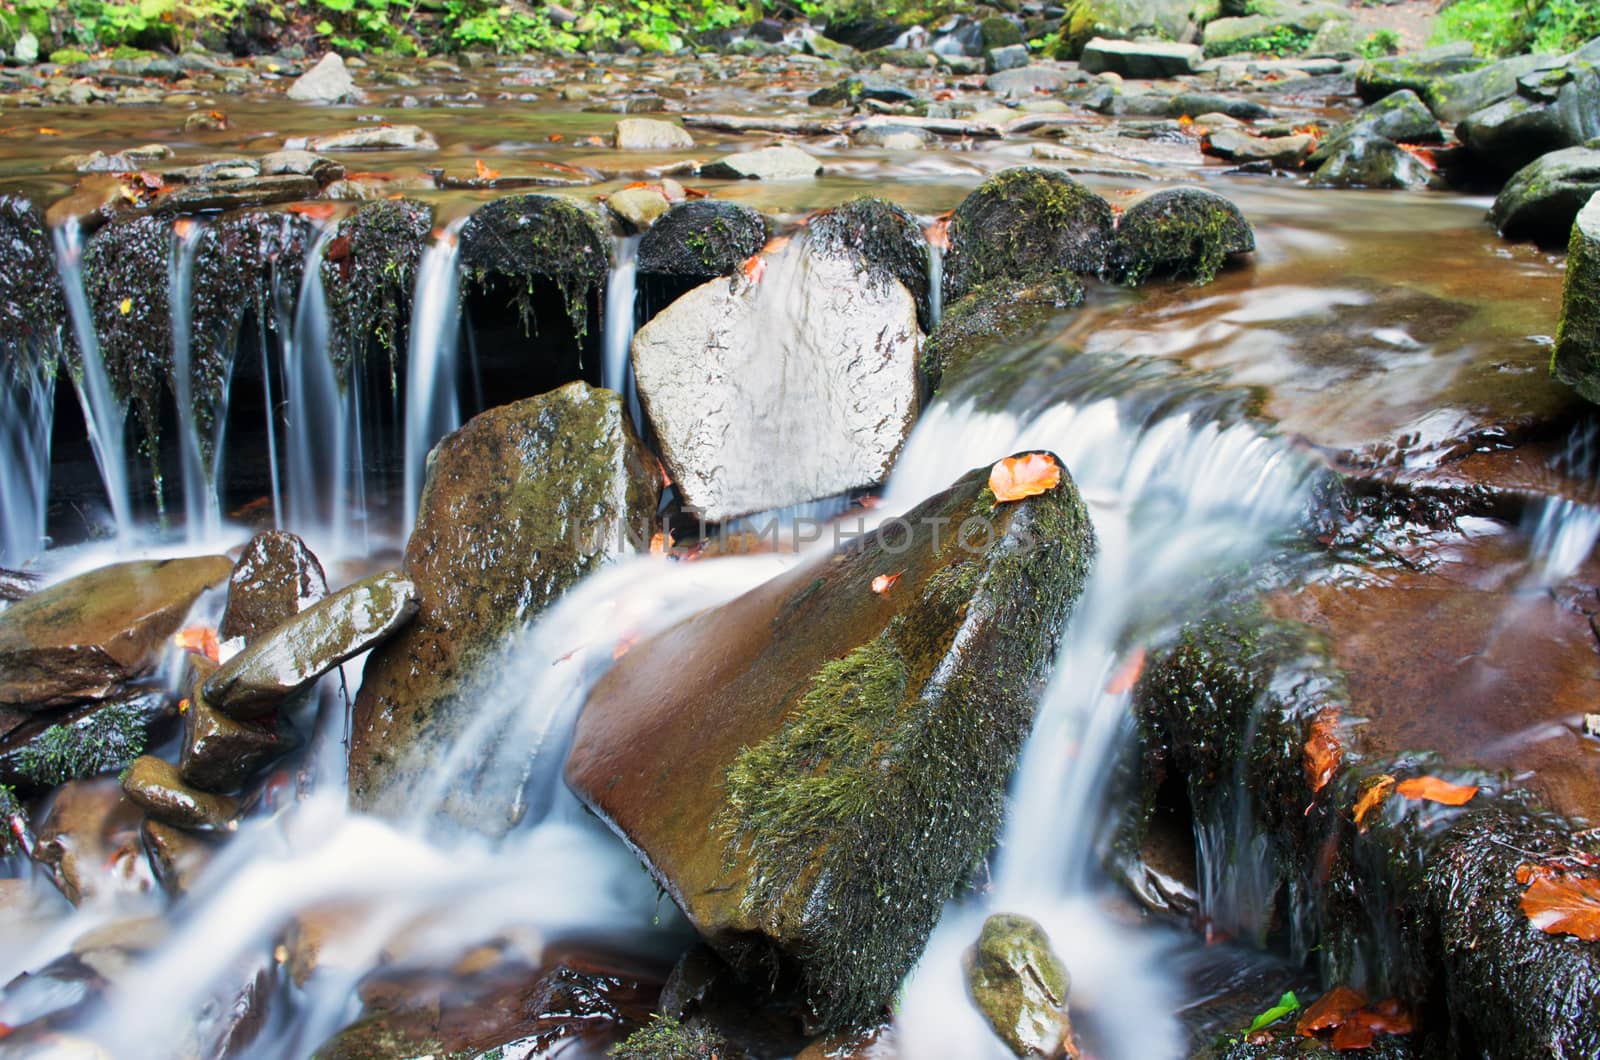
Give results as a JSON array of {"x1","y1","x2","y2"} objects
[
  {"x1": 458, "y1": 193, "x2": 611, "y2": 340},
  {"x1": 323, "y1": 198, "x2": 431, "y2": 390}
]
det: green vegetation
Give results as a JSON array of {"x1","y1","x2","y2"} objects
[
  {"x1": 1432, "y1": 0, "x2": 1600, "y2": 57},
  {"x1": 609, "y1": 1015, "x2": 726, "y2": 1058},
  {"x1": 1361, "y1": 28, "x2": 1401, "y2": 58},
  {"x1": 12, "y1": 699, "x2": 150, "y2": 789},
  {"x1": 0, "y1": 783, "x2": 19, "y2": 856},
  {"x1": 1209, "y1": 24, "x2": 1314, "y2": 58}
]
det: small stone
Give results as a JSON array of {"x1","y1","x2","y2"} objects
[
  {"x1": 218, "y1": 531, "x2": 328, "y2": 645},
  {"x1": 613, "y1": 117, "x2": 695, "y2": 150},
  {"x1": 122, "y1": 755, "x2": 240, "y2": 830},
  {"x1": 853, "y1": 124, "x2": 933, "y2": 148},
  {"x1": 289, "y1": 125, "x2": 439, "y2": 152},
  {"x1": 14, "y1": 30, "x2": 38, "y2": 64},
  {"x1": 286, "y1": 52, "x2": 365, "y2": 105},
  {"x1": 986, "y1": 66, "x2": 1076, "y2": 99},
  {"x1": 179, "y1": 689, "x2": 299, "y2": 792},
  {"x1": 809, "y1": 77, "x2": 918, "y2": 107},
  {"x1": 699, "y1": 144, "x2": 822, "y2": 181},
  {"x1": 1203, "y1": 127, "x2": 1315, "y2": 168},
  {"x1": 258, "y1": 149, "x2": 345, "y2": 183},
  {"x1": 606, "y1": 185, "x2": 671, "y2": 232},
  {"x1": 140, "y1": 818, "x2": 214, "y2": 896},
  {"x1": 965, "y1": 914, "x2": 1074, "y2": 1059},
  {"x1": 1309, "y1": 133, "x2": 1442, "y2": 191},
  {"x1": 986, "y1": 44, "x2": 1031, "y2": 74}
]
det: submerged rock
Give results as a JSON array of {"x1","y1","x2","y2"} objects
[
  {"x1": 1309, "y1": 133, "x2": 1443, "y2": 191},
  {"x1": 179, "y1": 689, "x2": 299, "y2": 792},
  {"x1": 700, "y1": 144, "x2": 823, "y2": 181},
  {"x1": 1110, "y1": 186, "x2": 1255, "y2": 286},
  {"x1": 33, "y1": 777, "x2": 148, "y2": 905},
  {"x1": 140, "y1": 818, "x2": 215, "y2": 896},
  {"x1": 458, "y1": 193, "x2": 610, "y2": 340},
  {"x1": 964, "y1": 914, "x2": 1074, "y2": 1059},
  {"x1": 349, "y1": 383, "x2": 659, "y2": 830},
  {"x1": 566, "y1": 455, "x2": 1096, "y2": 1028},
  {"x1": 942, "y1": 168, "x2": 1116, "y2": 303},
  {"x1": 1490, "y1": 145, "x2": 1600, "y2": 245},
  {"x1": 286, "y1": 52, "x2": 364, "y2": 105},
  {"x1": 293, "y1": 125, "x2": 439, "y2": 152},
  {"x1": 218, "y1": 531, "x2": 329, "y2": 647},
  {"x1": 0, "y1": 690, "x2": 174, "y2": 793},
  {"x1": 631, "y1": 238, "x2": 920, "y2": 522},
  {"x1": 808, "y1": 196, "x2": 933, "y2": 330},
  {"x1": 203, "y1": 570, "x2": 417, "y2": 719},
  {"x1": 1552, "y1": 192, "x2": 1600, "y2": 403},
  {"x1": 637, "y1": 200, "x2": 768, "y2": 281},
  {"x1": 122, "y1": 755, "x2": 240, "y2": 830},
  {"x1": 0, "y1": 557, "x2": 232, "y2": 709},
  {"x1": 922, "y1": 275, "x2": 1085, "y2": 396}
]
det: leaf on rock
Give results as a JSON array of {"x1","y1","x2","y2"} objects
[
  {"x1": 1520, "y1": 873, "x2": 1600, "y2": 941},
  {"x1": 1395, "y1": 776, "x2": 1478, "y2": 806},
  {"x1": 1246, "y1": 991, "x2": 1300, "y2": 1034},
  {"x1": 1105, "y1": 646, "x2": 1146, "y2": 695},
  {"x1": 1296, "y1": 986, "x2": 1367, "y2": 1037},
  {"x1": 174, "y1": 625, "x2": 220, "y2": 663},
  {"x1": 1353, "y1": 774, "x2": 1396, "y2": 831},
  {"x1": 871, "y1": 571, "x2": 902, "y2": 595},
  {"x1": 1303, "y1": 707, "x2": 1342, "y2": 796},
  {"x1": 989, "y1": 452, "x2": 1062, "y2": 503},
  {"x1": 286, "y1": 202, "x2": 338, "y2": 222}
]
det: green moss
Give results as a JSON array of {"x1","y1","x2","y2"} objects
[
  {"x1": 1551, "y1": 206, "x2": 1600, "y2": 402},
  {"x1": 608, "y1": 1015, "x2": 726, "y2": 1058},
  {"x1": 638, "y1": 200, "x2": 768, "y2": 279},
  {"x1": 0, "y1": 783, "x2": 18, "y2": 856},
  {"x1": 13, "y1": 698, "x2": 149, "y2": 789},
  {"x1": 808, "y1": 197, "x2": 933, "y2": 331},
  {"x1": 978, "y1": 15, "x2": 1023, "y2": 49},
  {"x1": 324, "y1": 199, "x2": 431, "y2": 391},
  {"x1": 1205, "y1": 24, "x2": 1314, "y2": 58},
  {"x1": 49, "y1": 47, "x2": 92, "y2": 65},
  {"x1": 458, "y1": 194, "x2": 610, "y2": 340},
  {"x1": 942, "y1": 167, "x2": 1115, "y2": 305},
  {"x1": 1111, "y1": 187, "x2": 1255, "y2": 287}
]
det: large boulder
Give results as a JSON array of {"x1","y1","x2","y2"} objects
[
  {"x1": 1461, "y1": 63, "x2": 1600, "y2": 176},
  {"x1": 566, "y1": 454, "x2": 1096, "y2": 1028},
  {"x1": 1422, "y1": 52, "x2": 1565, "y2": 124},
  {"x1": 0, "y1": 558, "x2": 232, "y2": 709},
  {"x1": 1307, "y1": 89, "x2": 1442, "y2": 168},
  {"x1": 1056, "y1": 0, "x2": 1198, "y2": 54},
  {"x1": 285, "y1": 52, "x2": 364, "y2": 105},
  {"x1": 1355, "y1": 43, "x2": 1484, "y2": 104},
  {"x1": 1490, "y1": 145, "x2": 1600, "y2": 245},
  {"x1": 1552, "y1": 192, "x2": 1600, "y2": 402},
  {"x1": 1109, "y1": 186, "x2": 1255, "y2": 286},
  {"x1": 349, "y1": 383, "x2": 659, "y2": 830},
  {"x1": 943, "y1": 168, "x2": 1116, "y2": 303},
  {"x1": 808, "y1": 197, "x2": 933, "y2": 330},
  {"x1": 218, "y1": 531, "x2": 328, "y2": 646},
  {"x1": 1079, "y1": 37, "x2": 1202, "y2": 78},
  {"x1": 922, "y1": 276, "x2": 1085, "y2": 396},
  {"x1": 631, "y1": 238, "x2": 920, "y2": 522}
]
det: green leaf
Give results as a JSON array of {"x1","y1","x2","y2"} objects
[{"x1": 1245, "y1": 991, "x2": 1300, "y2": 1034}]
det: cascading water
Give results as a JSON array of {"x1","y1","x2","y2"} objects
[
  {"x1": 602, "y1": 234, "x2": 643, "y2": 428},
  {"x1": 169, "y1": 219, "x2": 223, "y2": 544},
  {"x1": 282, "y1": 226, "x2": 352, "y2": 556},
  {"x1": 0, "y1": 353, "x2": 55, "y2": 565},
  {"x1": 926, "y1": 239, "x2": 944, "y2": 330},
  {"x1": 52, "y1": 219, "x2": 132, "y2": 537},
  {"x1": 401, "y1": 223, "x2": 465, "y2": 536}
]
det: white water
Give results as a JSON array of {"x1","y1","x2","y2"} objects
[
  {"x1": 602, "y1": 234, "x2": 643, "y2": 429},
  {"x1": 0, "y1": 353, "x2": 54, "y2": 565},
  {"x1": 169, "y1": 220, "x2": 224, "y2": 544},
  {"x1": 926, "y1": 240, "x2": 944, "y2": 331},
  {"x1": 1528, "y1": 498, "x2": 1600, "y2": 587},
  {"x1": 52, "y1": 220, "x2": 132, "y2": 538},
  {"x1": 401, "y1": 224, "x2": 465, "y2": 536}
]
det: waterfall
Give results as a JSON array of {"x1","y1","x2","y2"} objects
[
  {"x1": 603, "y1": 233, "x2": 643, "y2": 428},
  {"x1": 1527, "y1": 497, "x2": 1600, "y2": 586},
  {"x1": 0, "y1": 354, "x2": 54, "y2": 565},
  {"x1": 52, "y1": 220, "x2": 132, "y2": 536},
  {"x1": 281, "y1": 226, "x2": 352, "y2": 555},
  {"x1": 169, "y1": 219, "x2": 221, "y2": 544},
  {"x1": 927, "y1": 239, "x2": 944, "y2": 330},
  {"x1": 401, "y1": 223, "x2": 465, "y2": 537}
]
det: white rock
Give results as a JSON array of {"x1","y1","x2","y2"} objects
[
  {"x1": 699, "y1": 144, "x2": 822, "y2": 181},
  {"x1": 614, "y1": 117, "x2": 695, "y2": 150},
  {"x1": 286, "y1": 52, "x2": 365, "y2": 104}
]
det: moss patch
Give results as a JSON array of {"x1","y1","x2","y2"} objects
[
  {"x1": 1110, "y1": 187, "x2": 1255, "y2": 287},
  {"x1": 638, "y1": 200, "x2": 768, "y2": 280},
  {"x1": 608, "y1": 1015, "x2": 726, "y2": 1058},
  {"x1": 0, "y1": 782, "x2": 18, "y2": 856},
  {"x1": 324, "y1": 199, "x2": 431, "y2": 390},
  {"x1": 11, "y1": 697, "x2": 150, "y2": 789},
  {"x1": 458, "y1": 194, "x2": 610, "y2": 340},
  {"x1": 0, "y1": 194, "x2": 67, "y2": 382}
]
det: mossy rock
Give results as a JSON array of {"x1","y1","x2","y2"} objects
[
  {"x1": 979, "y1": 16, "x2": 1024, "y2": 49},
  {"x1": 610, "y1": 1015, "x2": 728, "y2": 1058},
  {"x1": 964, "y1": 914, "x2": 1073, "y2": 1058},
  {"x1": 458, "y1": 193, "x2": 610, "y2": 340},
  {"x1": 1552, "y1": 192, "x2": 1600, "y2": 403},
  {"x1": 567, "y1": 454, "x2": 1096, "y2": 1029},
  {"x1": 0, "y1": 690, "x2": 173, "y2": 794},
  {"x1": 921, "y1": 273, "x2": 1084, "y2": 396},
  {"x1": 637, "y1": 200, "x2": 768, "y2": 281},
  {"x1": 1109, "y1": 186, "x2": 1255, "y2": 286},
  {"x1": 807, "y1": 196, "x2": 933, "y2": 331},
  {"x1": 1490, "y1": 145, "x2": 1600, "y2": 246},
  {"x1": 942, "y1": 167, "x2": 1115, "y2": 305},
  {"x1": 1354, "y1": 46, "x2": 1485, "y2": 104},
  {"x1": 323, "y1": 198, "x2": 430, "y2": 390},
  {"x1": 349, "y1": 382, "x2": 659, "y2": 834},
  {"x1": 1054, "y1": 0, "x2": 1197, "y2": 57},
  {"x1": 0, "y1": 194, "x2": 67, "y2": 380}
]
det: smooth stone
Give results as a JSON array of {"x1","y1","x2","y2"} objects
[
  {"x1": 1552, "y1": 191, "x2": 1600, "y2": 402},
  {"x1": 1312, "y1": 89, "x2": 1442, "y2": 167},
  {"x1": 1424, "y1": 51, "x2": 1565, "y2": 123},
  {"x1": 1202, "y1": 127, "x2": 1314, "y2": 167},
  {"x1": 121, "y1": 755, "x2": 240, "y2": 830},
  {"x1": 140, "y1": 818, "x2": 215, "y2": 896},
  {"x1": 1080, "y1": 38, "x2": 1202, "y2": 78},
  {"x1": 965, "y1": 914, "x2": 1073, "y2": 1059},
  {"x1": 33, "y1": 778, "x2": 149, "y2": 905},
  {"x1": 1355, "y1": 43, "x2": 1484, "y2": 103},
  {"x1": 987, "y1": 44, "x2": 1031, "y2": 74},
  {"x1": 162, "y1": 174, "x2": 320, "y2": 212},
  {"x1": 203, "y1": 571, "x2": 419, "y2": 719},
  {"x1": 699, "y1": 144, "x2": 822, "y2": 181},
  {"x1": 290, "y1": 125, "x2": 439, "y2": 152},
  {"x1": 613, "y1": 117, "x2": 695, "y2": 150},
  {"x1": 0, "y1": 557, "x2": 232, "y2": 709},
  {"x1": 179, "y1": 690, "x2": 299, "y2": 792},
  {"x1": 258, "y1": 149, "x2": 345, "y2": 182},
  {"x1": 1459, "y1": 97, "x2": 1573, "y2": 176},
  {"x1": 808, "y1": 76, "x2": 918, "y2": 106},
  {"x1": 1308, "y1": 132, "x2": 1443, "y2": 190},
  {"x1": 162, "y1": 158, "x2": 260, "y2": 182},
  {"x1": 1168, "y1": 92, "x2": 1269, "y2": 120},
  {"x1": 631, "y1": 239, "x2": 919, "y2": 522},
  {"x1": 986, "y1": 66, "x2": 1076, "y2": 98},
  {"x1": 1056, "y1": 0, "x2": 1197, "y2": 51},
  {"x1": 286, "y1": 52, "x2": 364, "y2": 104},
  {"x1": 219, "y1": 531, "x2": 328, "y2": 646},
  {"x1": 606, "y1": 185, "x2": 672, "y2": 232},
  {"x1": 1490, "y1": 145, "x2": 1600, "y2": 245}
]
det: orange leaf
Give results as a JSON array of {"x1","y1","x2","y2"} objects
[
  {"x1": 174, "y1": 625, "x2": 220, "y2": 663},
  {"x1": 547, "y1": 133, "x2": 564, "y2": 142},
  {"x1": 613, "y1": 632, "x2": 639, "y2": 660},
  {"x1": 1398, "y1": 143, "x2": 1438, "y2": 171},
  {"x1": 1296, "y1": 985, "x2": 1367, "y2": 1037},
  {"x1": 475, "y1": 158, "x2": 501, "y2": 181},
  {"x1": 660, "y1": 177, "x2": 686, "y2": 202},
  {"x1": 1395, "y1": 776, "x2": 1478, "y2": 806},
  {"x1": 285, "y1": 202, "x2": 338, "y2": 222},
  {"x1": 1521, "y1": 873, "x2": 1600, "y2": 940},
  {"x1": 178, "y1": 698, "x2": 190, "y2": 715},
  {"x1": 989, "y1": 452, "x2": 1062, "y2": 503},
  {"x1": 173, "y1": 218, "x2": 196, "y2": 239},
  {"x1": 1105, "y1": 646, "x2": 1146, "y2": 695},
  {"x1": 1353, "y1": 774, "x2": 1396, "y2": 830},
  {"x1": 1303, "y1": 708, "x2": 1342, "y2": 796},
  {"x1": 1517, "y1": 862, "x2": 1561, "y2": 886},
  {"x1": 1330, "y1": 1020, "x2": 1376, "y2": 1050},
  {"x1": 1359, "y1": 999, "x2": 1414, "y2": 1036},
  {"x1": 924, "y1": 215, "x2": 951, "y2": 251},
  {"x1": 1177, "y1": 114, "x2": 1193, "y2": 126},
  {"x1": 38, "y1": 127, "x2": 61, "y2": 136},
  {"x1": 650, "y1": 530, "x2": 674, "y2": 555},
  {"x1": 739, "y1": 253, "x2": 766, "y2": 285},
  {"x1": 871, "y1": 571, "x2": 903, "y2": 595}
]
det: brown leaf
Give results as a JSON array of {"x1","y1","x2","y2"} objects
[
  {"x1": 871, "y1": 571, "x2": 903, "y2": 595},
  {"x1": 1353, "y1": 774, "x2": 1397, "y2": 831},
  {"x1": 1395, "y1": 776, "x2": 1478, "y2": 806},
  {"x1": 1296, "y1": 986, "x2": 1367, "y2": 1037},
  {"x1": 1303, "y1": 707, "x2": 1342, "y2": 796},
  {"x1": 1521, "y1": 873, "x2": 1600, "y2": 941},
  {"x1": 1330, "y1": 1020, "x2": 1376, "y2": 1050},
  {"x1": 989, "y1": 452, "x2": 1062, "y2": 503},
  {"x1": 1359, "y1": 999, "x2": 1414, "y2": 1036}
]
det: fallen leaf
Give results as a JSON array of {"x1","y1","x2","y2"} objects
[
  {"x1": 924, "y1": 213, "x2": 951, "y2": 251},
  {"x1": 1353, "y1": 774, "x2": 1397, "y2": 830},
  {"x1": 1303, "y1": 708, "x2": 1342, "y2": 796},
  {"x1": 547, "y1": 133, "x2": 564, "y2": 142},
  {"x1": 650, "y1": 531, "x2": 674, "y2": 556},
  {"x1": 871, "y1": 571, "x2": 903, "y2": 594},
  {"x1": 1296, "y1": 986, "x2": 1366, "y2": 1037},
  {"x1": 989, "y1": 452, "x2": 1062, "y2": 503},
  {"x1": 38, "y1": 127, "x2": 61, "y2": 136},
  {"x1": 174, "y1": 625, "x2": 220, "y2": 663},
  {"x1": 1105, "y1": 646, "x2": 1146, "y2": 695},
  {"x1": 1395, "y1": 776, "x2": 1478, "y2": 806},
  {"x1": 1330, "y1": 1020, "x2": 1377, "y2": 1050},
  {"x1": 1178, "y1": 114, "x2": 1194, "y2": 126},
  {"x1": 1359, "y1": 999, "x2": 1414, "y2": 1036},
  {"x1": 286, "y1": 202, "x2": 338, "y2": 222},
  {"x1": 475, "y1": 158, "x2": 501, "y2": 180},
  {"x1": 1398, "y1": 143, "x2": 1438, "y2": 170},
  {"x1": 739, "y1": 253, "x2": 766, "y2": 285},
  {"x1": 1246, "y1": 991, "x2": 1300, "y2": 1034},
  {"x1": 1521, "y1": 873, "x2": 1600, "y2": 941},
  {"x1": 178, "y1": 698, "x2": 190, "y2": 715},
  {"x1": 173, "y1": 218, "x2": 196, "y2": 239},
  {"x1": 118, "y1": 297, "x2": 133, "y2": 315}
]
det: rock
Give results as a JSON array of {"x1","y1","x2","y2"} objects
[
  {"x1": 1459, "y1": 97, "x2": 1572, "y2": 177},
  {"x1": 1552, "y1": 192, "x2": 1600, "y2": 402},
  {"x1": 1110, "y1": 186, "x2": 1255, "y2": 285},
  {"x1": 259, "y1": 149, "x2": 345, "y2": 183},
  {"x1": 1202, "y1": 5, "x2": 1346, "y2": 58},
  {"x1": 1168, "y1": 92, "x2": 1268, "y2": 120},
  {"x1": 942, "y1": 167, "x2": 1116, "y2": 304},
  {"x1": 219, "y1": 531, "x2": 328, "y2": 646},
  {"x1": 808, "y1": 196, "x2": 934, "y2": 330},
  {"x1": 162, "y1": 174, "x2": 321, "y2": 213},
  {"x1": 1308, "y1": 89, "x2": 1441, "y2": 168},
  {"x1": 808, "y1": 77, "x2": 918, "y2": 107},
  {"x1": 0, "y1": 557, "x2": 232, "y2": 709},
  {"x1": 1055, "y1": 0, "x2": 1197, "y2": 54},
  {"x1": 853, "y1": 124, "x2": 932, "y2": 149},
  {"x1": 1424, "y1": 52, "x2": 1565, "y2": 124},
  {"x1": 632, "y1": 238, "x2": 918, "y2": 522},
  {"x1": 606, "y1": 185, "x2": 672, "y2": 232},
  {"x1": 204, "y1": 570, "x2": 418, "y2": 719},
  {"x1": 348, "y1": 384, "x2": 659, "y2": 830},
  {"x1": 0, "y1": 690, "x2": 175, "y2": 794},
  {"x1": 121, "y1": 755, "x2": 240, "y2": 830},
  {"x1": 699, "y1": 144, "x2": 822, "y2": 181},
  {"x1": 1356, "y1": 43, "x2": 1484, "y2": 104},
  {"x1": 613, "y1": 117, "x2": 695, "y2": 150},
  {"x1": 986, "y1": 66, "x2": 1077, "y2": 98},
  {"x1": 637, "y1": 200, "x2": 768, "y2": 281},
  {"x1": 14, "y1": 30, "x2": 38, "y2": 64},
  {"x1": 286, "y1": 52, "x2": 365, "y2": 105},
  {"x1": 1307, "y1": 18, "x2": 1360, "y2": 56},
  {"x1": 922, "y1": 275, "x2": 1085, "y2": 395},
  {"x1": 162, "y1": 158, "x2": 261, "y2": 183},
  {"x1": 140, "y1": 818, "x2": 215, "y2": 896},
  {"x1": 33, "y1": 778, "x2": 148, "y2": 905},
  {"x1": 987, "y1": 44, "x2": 1031, "y2": 74},
  {"x1": 179, "y1": 689, "x2": 299, "y2": 792},
  {"x1": 965, "y1": 914, "x2": 1074, "y2": 1059},
  {"x1": 1080, "y1": 38, "x2": 1202, "y2": 78},
  {"x1": 458, "y1": 193, "x2": 611, "y2": 339},
  {"x1": 1490, "y1": 145, "x2": 1600, "y2": 245},
  {"x1": 1202, "y1": 128, "x2": 1314, "y2": 167},
  {"x1": 566, "y1": 454, "x2": 1096, "y2": 1028},
  {"x1": 1308, "y1": 133, "x2": 1443, "y2": 191},
  {"x1": 291, "y1": 125, "x2": 439, "y2": 152}
]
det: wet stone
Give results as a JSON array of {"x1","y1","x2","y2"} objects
[
  {"x1": 122, "y1": 755, "x2": 239, "y2": 830},
  {"x1": 259, "y1": 149, "x2": 346, "y2": 183},
  {"x1": 922, "y1": 275, "x2": 1085, "y2": 396},
  {"x1": 1309, "y1": 133, "x2": 1443, "y2": 190},
  {"x1": 203, "y1": 570, "x2": 418, "y2": 719},
  {"x1": 1110, "y1": 186, "x2": 1255, "y2": 286},
  {"x1": 1202, "y1": 128, "x2": 1315, "y2": 167},
  {"x1": 33, "y1": 777, "x2": 150, "y2": 906},
  {"x1": 1080, "y1": 38, "x2": 1203, "y2": 79},
  {"x1": 0, "y1": 689, "x2": 175, "y2": 794},
  {"x1": 613, "y1": 117, "x2": 695, "y2": 150},
  {"x1": 986, "y1": 66, "x2": 1077, "y2": 99},
  {"x1": 807, "y1": 196, "x2": 933, "y2": 331},
  {"x1": 286, "y1": 52, "x2": 365, "y2": 105},
  {"x1": 0, "y1": 557, "x2": 232, "y2": 709},
  {"x1": 637, "y1": 199, "x2": 768, "y2": 280},
  {"x1": 607, "y1": 185, "x2": 671, "y2": 232},
  {"x1": 161, "y1": 174, "x2": 321, "y2": 213},
  {"x1": 140, "y1": 817, "x2": 215, "y2": 897},
  {"x1": 1490, "y1": 144, "x2": 1600, "y2": 246},
  {"x1": 964, "y1": 914, "x2": 1073, "y2": 1059},
  {"x1": 700, "y1": 144, "x2": 822, "y2": 181},
  {"x1": 219, "y1": 531, "x2": 329, "y2": 646},
  {"x1": 179, "y1": 689, "x2": 299, "y2": 793},
  {"x1": 1551, "y1": 192, "x2": 1600, "y2": 404},
  {"x1": 290, "y1": 124, "x2": 440, "y2": 152}
]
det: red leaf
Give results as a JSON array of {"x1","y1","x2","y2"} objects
[
  {"x1": 1297, "y1": 986, "x2": 1367, "y2": 1037},
  {"x1": 1395, "y1": 776, "x2": 1478, "y2": 806},
  {"x1": 1521, "y1": 873, "x2": 1600, "y2": 940},
  {"x1": 1303, "y1": 707, "x2": 1342, "y2": 796},
  {"x1": 871, "y1": 571, "x2": 903, "y2": 595}
]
